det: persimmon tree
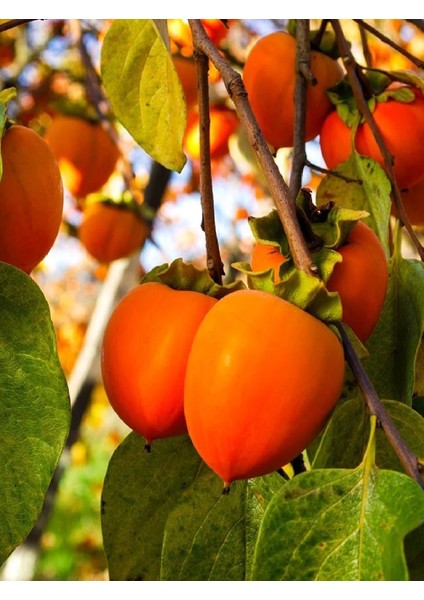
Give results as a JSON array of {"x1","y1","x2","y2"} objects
[{"x1": 1, "y1": 18, "x2": 424, "y2": 581}]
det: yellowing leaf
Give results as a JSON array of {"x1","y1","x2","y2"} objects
[{"x1": 101, "y1": 19, "x2": 186, "y2": 172}]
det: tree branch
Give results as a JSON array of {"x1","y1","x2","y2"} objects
[
  {"x1": 289, "y1": 19, "x2": 310, "y2": 200},
  {"x1": 335, "y1": 323, "x2": 424, "y2": 490},
  {"x1": 354, "y1": 19, "x2": 424, "y2": 70},
  {"x1": 188, "y1": 19, "x2": 317, "y2": 277},
  {"x1": 331, "y1": 19, "x2": 424, "y2": 262},
  {"x1": 0, "y1": 19, "x2": 38, "y2": 33},
  {"x1": 192, "y1": 45, "x2": 225, "y2": 284}
]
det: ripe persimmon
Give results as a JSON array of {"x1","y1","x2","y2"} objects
[
  {"x1": 173, "y1": 55, "x2": 198, "y2": 108},
  {"x1": 78, "y1": 201, "x2": 149, "y2": 264},
  {"x1": 320, "y1": 87, "x2": 424, "y2": 190},
  {"x1": 184, "y1": 105, "x2": 238, "y2": 162},
  {"x1": 396, "y1": 179, "x2": 424, "y2": 227},
  {"x1": 44, "y1": 115, "x2": 120, "y2": 199},
  {"x1": 101, "y1": 282, "x2": 217, "y2": 446},
  {"x1": 0, "y1": 124, "x2": 63, "y2": 273},
  {"x1": 242, "y1": 31, "x2": 343, "y2": 150},
  {"x1": 251, "y1": 220, "x2": 388, "y2": 343},
  {"x1": 184, "y1": 289, "x2": 345, "y2": 488}
]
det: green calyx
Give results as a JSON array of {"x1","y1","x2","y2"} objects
[
  {"x1": 234, "y1": 191, "x2": 369, "y2": 323},
  {"x1": 0, "y1": 87, "x2": 17, "y2": 182},
  {"x1": 141, "y1": 258, "x2": 246, "y2": 299}
]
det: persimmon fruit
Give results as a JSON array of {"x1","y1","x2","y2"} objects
[
  {"x1": 101, "y1": 282, "x2": 217, "y2": 446},
  {"x1": 184, "y1": 289, "x2": 345, "y2": 488},
  {"x1": 0, "y1": 124, "x2": 63, "y2": 273},
  {"x1": 78, "y1": 202, "x2": 149, "y2": 264},
  {"x1": 320, "y1": 87, "x2": 424, "y2": 190},
  {"x1": 396, "y1": 179, "x2": 424, "y2": 227},
  {"x1": 242, "y1": 31, "x2": 343, "y2": 149},
  {"x1": 251, "y1": 220, "x2": 388, "y2": 343},
  {"x1": 184, "y1": 106, "x2": 238, "y2": 162},
  {"x1": 173, "y1": 55, "x2": 198, "y2": 108},
  {"x1": 44, "y1": 115, "x2": 120, "y2": 199}
]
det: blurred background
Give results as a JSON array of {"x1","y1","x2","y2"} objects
[{"x1": 0, "y1": 18, "x2": 423, "y2": 580}]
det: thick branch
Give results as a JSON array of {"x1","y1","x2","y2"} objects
[
  {"x1": 193, "y1": 48, "x2": 225, "y2": 284},
  {"x1": 335, "y1": 323, "x2": 424, "y2": 490},
  {"x1": 188, "y1": 19, "x2": 317, "y2": 276},
  {"x1": 331, "y1": 20, "x2": 424, "y2": 262}
]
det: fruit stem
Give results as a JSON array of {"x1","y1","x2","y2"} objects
[
  {"x1": 192, "y1": 46, "x2": 225, "y2": 285},
  {"x1": 331, "y1": 19, "x2": 424, "y2": 262},
  {"x1": 188, "y1": 19, "x2": 318, "y2": 278},
  {"x1": 222, "y1": 483, "x2": 231, "y2": 495},
  {"x1": 335, "y1": 322, "x2": 424, "y2": 491}
]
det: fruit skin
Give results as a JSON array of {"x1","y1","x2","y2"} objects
[
  {"x1": 184, "y1": 289, "x2": 345, "y2": 486},
  {"x1": 251, "y1": 220, "x2": 388, "y2": 343},
  {"x1": 44, "y1": 115, "x2": 120, "y2": 198},
  {"x1": 173, "y1": 55, "x2": 198, "y2": 108},
  {"x1": 78, "y1": 202, "x2": 149, "y2": 264},
  {"x1": 101, "y1": 282, "x2": 218, "y2": 444},
  {"x1": 0, "y1": 124, "x2": 63, "y2": 273},
  {"x1": 242, "y1": 31, "x2": 343, "y2": 149},
  {"x1": 183, "y1": 106, "x2": 238, "y2": 162},
  {"x1": 320, "y1": 88, "x2": 424, "y2": 190},
  {"x1": 394, "y1": 179, "x2": 424, "y2": 227}
]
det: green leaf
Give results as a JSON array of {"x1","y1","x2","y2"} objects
[
  {"x1": 252, "y1": 467, "x2": 424, "y2": 580},
  {"x1": 312, "y1": 396, "x2": 424, "y2": 473},
  {"x1": 101, "y1": 434, "x2": 203, "y2": 581},
  {"x1": 316, "y1": 153, "x2": 392, "y2": 256},
  {"x1": 161, "y1": 467, "x2": 282, "y2": 581},
  {"x1": 364, "y1": 253, "x2": 424, "y2": 404},
  {"x1": 100, "y1": 19, "x2": 186, "y2": 172},
  {"x1": 253, "y1": 420, "x2": 424, "y2": 581},
  {"x1": 142, "y1": 257, "x2": 246, "y2": 298},
  {"x1": 0, "y1": 263, "x2": 70, "y2": 566},
  {"x1": 405, "y1": 523, "x2": 424, "y2": 581}
]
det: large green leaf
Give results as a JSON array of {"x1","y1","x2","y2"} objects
[
  {"x1": 161, "y1": 465, "x2": 282, "y2": 581},
  {"x1": 0, "y1": 263, "x2": 70, "y2": 566},
  {"x1": 364, "y1": 254, "x2": 424, "y2": 404},
  {"x1": 312, "y1": 397, "x2": 424, "y2": 473},
  {"x1": 316, "y1": 152, "x2": 391, "y2": 255},
  {"x1": 252, "y1": 423, "x2": 424, "y2": 581},
  {"x1": 101, "y1": 434, "x2": 203, "y2": 581},
  {"x1": 100, "y1": 19, "x2": 186, "y2": 172}
]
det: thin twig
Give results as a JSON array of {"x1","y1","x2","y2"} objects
[
  {"x1": 188, "y1": 19, "x2": 317, "y2": 277},
  {"x1": 354, "y1": 19, "x2": 424, "y2": 70},
  {"x1": 306, "y1": 160, "x2": 362, "y2": 184},
  {"x1": 335, "y1": 323, "x2": 424, "y2": 490},
  {"x1": 357, "y1": 22, "x2": 373, "y2": 68},
  {"x1": 0, "y1": 19, "x2": 38, "y2": 34},
  {"x1": 192, "y1": 46, "x2": 225, "y2": 284},
  {"x1": 331, "y1": 19, "x2": 424, "y2": 261},
  {"x1": 289, "y1": 19, "x2": 310, "y2": 200},
  {"x1": 406, "y1": 20, "x2": 424, "y2": 33}
]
